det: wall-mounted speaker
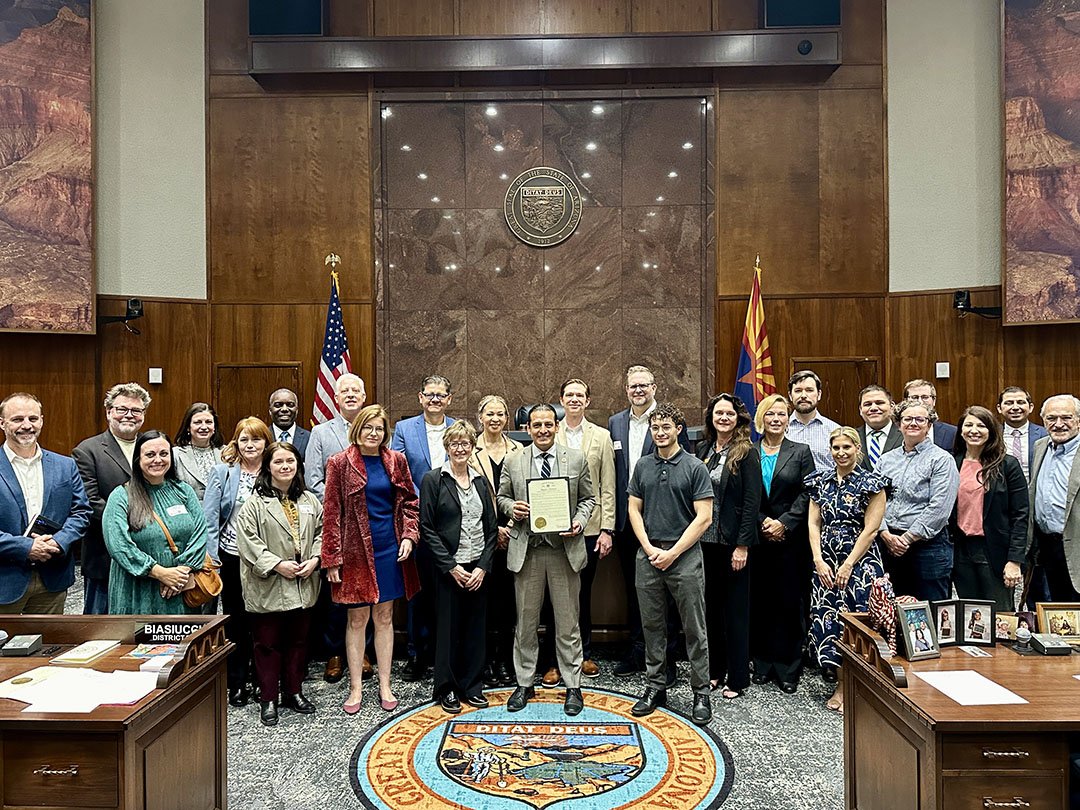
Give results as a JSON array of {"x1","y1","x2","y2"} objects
[
  {"x1": 763, "y1": 0, "x2": 841, "y2": 28},
  {"x1": 249, "y1": 0, "x2": 324, "y2": 36}
]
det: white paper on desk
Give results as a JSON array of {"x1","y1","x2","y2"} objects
[
  {"x1": 12, "y1": 668, "x2": 157, "y2": 711},
  {"x1": 99, "y1": 670, "x2": 157, "y2": 705},
  {"x1": 21, "y1": 692, "x2": 99, "y2": 713},
  {"x1": 912, "y1": 670, "x2": 1028, "y2": 706}
]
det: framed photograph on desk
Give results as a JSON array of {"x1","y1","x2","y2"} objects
[
  {"x1": 959, "y1": 600, "x2": 995, "y2": 646},
  {"x1": 931, "y1": 599, "x2": 959, "y2": 647},
  {"x1": 1036, "y1": 602, "x2": 1080, "y2": 644},
  {"x1": 897, "y1": 601, "x2": 940, "y2": 661}
]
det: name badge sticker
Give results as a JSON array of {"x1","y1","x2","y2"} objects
[
  {"x1": 613, "y1": 440, "x2": 622, "y2": 451},
  {"x1": 299, "y1": 504, "x2": 315, "y2": 515},
  {"x1": 165, "y1": 505, "x2": 188, "y2": 517}
]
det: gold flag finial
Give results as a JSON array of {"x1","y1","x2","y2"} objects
[
  {"x1": 324, "y1": 252, "x2": 341, "y2": 268},
  {"x1": 755, "y1": 254, "x2": 761, "y2": 269}
]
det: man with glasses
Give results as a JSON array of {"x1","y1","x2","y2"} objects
[
  {"x1": 875, "y1": 399, "x2": 960, "y2": 601},
  {"x1": 902, "y1": 379, "x2": 957, "y2": 452},
  {"x1": 391, "y1": 374, "x2": 457, "y2": 682},
  {"x1": 73, "y1": 382, "x2": 151, "y2": 614},
  {"x1": 1028, "y1": 395, "x2": 1080, "y2": 602}
]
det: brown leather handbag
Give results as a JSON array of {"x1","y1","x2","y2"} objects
[{"x1": 152, "y1": 512, "x2": 223, "y2": 608}]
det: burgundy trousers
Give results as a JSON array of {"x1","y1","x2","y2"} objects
[{"x1": 249, "y1": 608, "x2": 313, "y2": 702}]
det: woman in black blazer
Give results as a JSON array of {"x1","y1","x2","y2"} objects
[
  {"x1": 419, "y1": 420, "x2": 498, "y2": 714},
  {"x1": 750, "y1": 394, "x2": 816, "y2": 693},
  {"x1": 949, "y1": 406, "x2": 1029, "y2": 612},
  {"x1": 696, "y1": 393, "x2": 762, "y2": 699}
]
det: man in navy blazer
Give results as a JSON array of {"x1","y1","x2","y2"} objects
[
  {"x1": 391, "y1": 374, "x2": 456, "y2": 682},
  {"x1": 268, "y1": 388, "x2": 310, "y2": 458},
  {"x1": 0, "y1": 393, "x2": 90, "y2": 613},
  {"x1": 904, "y1": 379, "x2": 957, "y2": 451},
  {"x1": 607, "y1": 365, "x2": 690, "y2": 676},
  {"x1": 997, "y1": 386, "x2": 1048, "y2": 479}
]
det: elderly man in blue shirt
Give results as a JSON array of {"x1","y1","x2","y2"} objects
[
  {"x1": 1028, "y1": 394, "x2": 1080, "y2": 602},
  {"x1": 875, "y1": 399, "x2": 960, "y2": 601}
]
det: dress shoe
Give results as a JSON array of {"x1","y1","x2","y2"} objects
[
  {"x1": 323, "y1": 655, "x2": 345, "y2": 684},
  {"x1": 613, "y1": 658, "x2": 645, "y2": 677},
  {"x1": 482, "y1": 663, "x2": 499, "y2": 687},
  {"x1": 495, "y1": 662, "x2": 514, "y2": 686},
  {"x1": 506, "y1": 686, "x2": 535, "y2": 712},
  {"x1": 342, "y1": 700, "x2": 362, "y2": 715},
  {"x1": 822, "y1": 665, "x2": 838, "y2": 684},
  {"x1": 665, "y1": 663, "x2": 678, "y2": 690},
  {"x1": 691, "y1": 693, "x2": 712, "y2": 726},
  {"x1": 465, "y1": 693, "x2": 489, "y2": 709},
  {"x1": 228, "y1": 687, "x2": 250, "y2": 707},
  {"x1": 582, "y1": 659, "x2": 600, "y2": 678},
  {"x1": 779, "y1": 680, "x2": 798, "y2": 694},
  {"x1": 751, "y1": 672, "x2": 770, "y2": 685},
  {"x1": 362, "y1": 655, "x2": 374, "y2": 680},
  {"x1": 564, "y1": 688, "x2": 584, "y2": 716},
  {"x1": 440, "y1": 692, "x2": 462, "y2": 714},
  {"x1": 380, "y1": 696, "x2": 399, "y2": 712},
  {"x1": 402, "y1": 656, "x2": 427, "y2": 682},
  {"x1": 281, "y1": 692, "x2": 316, "y2": 714},
  {"x1": 541, "y1": 667, "x2": 562, "y2": 688},
  {"x1": 631, "y1": 687, "x2": 667, "y2": 717},
  {"x1": 259, "y1": 700, "x2": 278, "y2": 726}
]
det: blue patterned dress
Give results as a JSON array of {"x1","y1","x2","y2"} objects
[{"x1": 806, "y1": 467, "x2": 889, "y2": 668}]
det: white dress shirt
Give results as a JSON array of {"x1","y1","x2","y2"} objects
[
  {"x1": 531, "y1": 444, "x2": 561, "y2": 478},
  {"x1": 275, "y1": 424, "x2": 296, "y2": 444},
  {"x1": 628, "y1": 401, "x2": 657, "y2": 479},
  {"x1": 426, "y1": 420, "x2": 448, "y2": 470},
  {"x1": 562, "y1": 422, "x2": 584, "y2": 450},
  {"x1": 5, "y1": 443, "x2": 43, "y2": 529}
]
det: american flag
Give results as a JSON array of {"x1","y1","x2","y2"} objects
[{"x1": 312, "y1": 272, "x2": 352, "y2": 425}]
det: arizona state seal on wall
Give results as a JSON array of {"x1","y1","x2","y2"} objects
[{"x1": 504, "y1": 167, "x2": 582, "y2": 248}]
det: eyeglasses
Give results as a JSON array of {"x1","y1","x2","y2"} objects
[
  {"x1": 1045, "y1": 415, "x2": 1077, "y2": 425},
  {"x1": 448, "y1": 442, "x2": 473, "y2": 450},
  {"x1": 111, "y1": 406, "x2": 145, "y2": 416},
  {"x1": 908, "y1": 394, "x2": 936, "y2": 403},
  {"x1": 627, "y1": 383, "x2": 655, "y2": 391},
  {"x1": 900, "y1": 416, "x2": 929, "y2": 426},
  {"x1": 360, "y1": 424, "x2": 385, "y2": 434},
  {"x1": 421, "y1": 392, "x2": 449, "y2": 401}
]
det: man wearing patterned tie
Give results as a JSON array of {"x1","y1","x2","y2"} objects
[
  {"x1": 497, "y1": 404, "x2": 595, "y2": 716},
  {"x1": 997, "y1": 386, "x2": 1048, "y2": 480},
  {"x1": 856, "y1": 385, "x2": 902, "y2": 471}
]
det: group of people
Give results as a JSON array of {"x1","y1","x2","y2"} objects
[{"x1": 0, "y1": 367, "x2": 1077, "y2": 725}]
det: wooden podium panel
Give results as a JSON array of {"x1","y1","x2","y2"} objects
[{"x1": 0, "y1": 616, "x2": 231, "y2": 810}]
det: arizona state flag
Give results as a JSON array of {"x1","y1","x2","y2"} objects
[{"x1": 734, "y1": 259, "x2": 776, "y2": 416}]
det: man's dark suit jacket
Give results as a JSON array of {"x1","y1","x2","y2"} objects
[
  {"x1": 933, "y1": 421, "x2": 958, "y2": 453},
  {"x1": 857, "y1": 423, "x2": 903, "y2": 470},
  {"x1": 278, "y1": 425, "x2": 311, "y2": 459},
  {"x1": 607, "y1": 408, "x2": 691, "y2": 534},
  {"x1": 72, "y1": 430, "x2": 133, "y2": 581}
]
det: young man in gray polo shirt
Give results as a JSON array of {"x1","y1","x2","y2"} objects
[{"x1": 627, "y1": 402, "x2": 714, "y2": 726}]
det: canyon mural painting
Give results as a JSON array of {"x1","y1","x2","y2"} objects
[
  {"x1": 1004, "y1": 0, "x2": 1080, "y2": 324},
  {"x1": 0, "y1": 1, "x2": 92, "y2": 333}
]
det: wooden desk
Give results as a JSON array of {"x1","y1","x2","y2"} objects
[
  {"x1": 0, "y1": 616, "x2": 230, "y2": 810},
  {"x1": 840, "y1": 613, "x2": 1079, "y2": 809}
]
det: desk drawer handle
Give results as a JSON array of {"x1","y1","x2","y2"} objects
[
  {"x1": 982, "y1": 749, "x2": 1030, "y2": 759},
  {"x1": 983, "y1": 799, "x2": 1029, "y2": 809},
  {"x1": 33, "y1": 764, "x2": 79, "y2": 777}
]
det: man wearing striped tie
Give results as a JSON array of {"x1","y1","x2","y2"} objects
[{"x1": 856, "y1": 385, "x2": 902, "y2": 471}]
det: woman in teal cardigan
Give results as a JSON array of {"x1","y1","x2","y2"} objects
[{"x1": 103, "y1": 430, "x2": 208, "y2": 614}]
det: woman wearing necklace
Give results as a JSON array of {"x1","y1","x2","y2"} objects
[
  {"x1": 236, "y1": 442, "x2": 323, "y2": 726},
  {"x1": 806, "y1": 426, "x2": 888, "y2": 714},
  {"x1": 750, "y1": 394, "x2": 815, "y2": 694},
  {"x1": 470, "y1": 394, "x2": 523, "y2": 687},
  {"x1": 696, "y1": 393, "x2": 761, "y2": 699},
  {"x1": 172, "y1": 402, "x2": 224, "y2": 501},
  {"x1": 421, "y1": 421, "x2": 498, "y2": 713},
  {"x1": 204, "y1": 416, "x2": 273, "y2": 708}
]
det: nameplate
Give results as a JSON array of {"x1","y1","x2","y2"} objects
[{"x1": 135, "y1": 622, "x2": 201, "y2": 643}]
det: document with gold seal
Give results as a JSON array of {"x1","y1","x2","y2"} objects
[{"x1": 527, "y1": 477, "x2": 572, "y2": 534}]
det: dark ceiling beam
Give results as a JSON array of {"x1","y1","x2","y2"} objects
[{"x1": 250, "y1": 30, "x2": 840, "y2": 75}]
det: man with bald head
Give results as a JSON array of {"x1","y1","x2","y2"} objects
[
  {"x1": 268, "y1": 388, "x2": 310, "y2": 457},
  {"x1": 1028, "y1": 394, "x2": 1080, "y2": 602}
]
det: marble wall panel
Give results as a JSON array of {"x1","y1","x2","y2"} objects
[
  {"x1": 623, "y1": 97, "x2": 704, "y2": 207},
  {"x1": 383, "y1": 102, "x2": 465, "y2": 209},
  {"x1": 543, "y1": 309, "x2": 625, "y2": 416},
  {"x1": 385, "y1": 208, "x2": 468, "y2": 311},
  {"x1": 543, "y1": 100, "x2": 623, "y2": 208},
  {"x1": 542, "y1": 207, "x2": 621, "y2": 310},
  {"x1": 622, "y1": 307, "x2": 702, "y2": 417},
  {"x1": 386, "y1": 309, "x2": 467, "y2": 423},
  {"x1": 465, "y1": 101, "x2": 544, "y2": 209},
  {"x1": 465, "y1": 208, "x2": 543, "y2": 308},
  {"x1": 464, "y1": 309, "x2": 547, "y2": 416},
  {"x1": 621, "y1": 205, "x2": 702, "y2": 308}
]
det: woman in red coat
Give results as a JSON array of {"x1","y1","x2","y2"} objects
[{"x1": 322, "y1": 404, "x2": 420, "y2": 714}]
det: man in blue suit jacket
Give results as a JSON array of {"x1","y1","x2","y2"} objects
[
  {"x1": 904, "y1": 379, "x2": 957, "y2": 451},
  {"x1": 997, "y1": 386, "x2": 1049, "y2": 479},
  {"x1": 390, "y1": 374, "x2": 456, "y2": 681},
  {"x1": 268, "y1": 388, "x2": 310, "y2": 458},
  {"x1": 0, "y1": 393, "x2": 90, "y2": 613}
]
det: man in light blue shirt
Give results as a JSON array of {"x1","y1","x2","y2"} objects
[
  {"x1": 875, "y1": 400, "x2": 959, "y2": 601},
  {"x1": 1028, "y1": 394, "x2": 1080, "y2": 602},
  {"x1": 785, "y1": 370, "x2": 840, "y2": 472}
]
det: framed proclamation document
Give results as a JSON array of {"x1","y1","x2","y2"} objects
[{"x1": 527, "y1": 477, "x2": 572, "y2": 534}]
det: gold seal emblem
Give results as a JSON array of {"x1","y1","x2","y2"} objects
[
  {"x1": 504, "y1": 167, "x2": 582, "y2": 248},
  {"x1": 534, "y1": 517, "x2": 547, "y2": 530}
]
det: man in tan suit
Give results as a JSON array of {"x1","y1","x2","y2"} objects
[
  {"x1": 498, "y1": 404, "x2": 595, "y2": 716},
  {"x1": 536, "y1": 379, "x2": 616, "y2": 687}
]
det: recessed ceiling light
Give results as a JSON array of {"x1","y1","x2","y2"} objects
[
  {"x1": 591, "y1": 105, "x2": 603, "y2": 115},
  {"x1": 431, "y1": 196, "x2": 440, "y2": 203},
  {"x1": 585, "y1": 142, "x2": 597, "y2": 151},
  {"x1": 417, "y1": 172, "x2": 428, "y2": 180},
  {"x1": 581, "y1": 172, "x2": 591, "y2": 179},
  {"x1": 668, "y1": 171, "x2": 678, "y2": 178},
  {"x1": 656, "y1": 195, "x2": 664, "y2": 202},
  {"x1": 400, "y1": 144, "x2": 411, "y2": 151},
  {"x1": 682, "y1": 142, "x2": 693, "y2": 150},
  {"x1": 499, "y1": 173, "x2": 508, "y2": 180},
  {"x1": 485, "y1": 106, "x2": 498, "y2": 117},
  {"x1": 493, "y1": 144, "x2": 505, "y2": 152}
]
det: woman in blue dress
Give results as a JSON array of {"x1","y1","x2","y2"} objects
[{"x1": 806, "y1": 426, "x2": 888, "y2": 714}]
